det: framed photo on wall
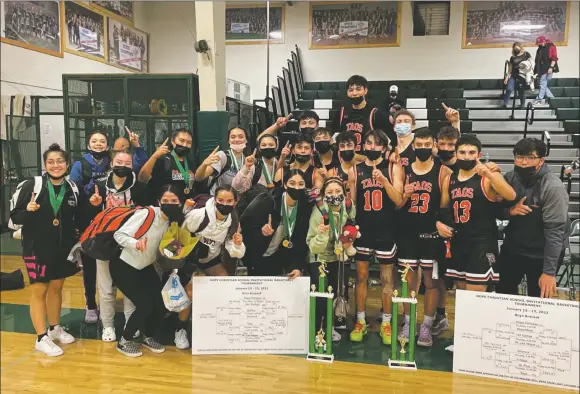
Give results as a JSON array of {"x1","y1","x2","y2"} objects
[
  {"x1": 226, "y1": 3, "x2": 284, "y2": 45},
  {"x1": 0, "y1": 0, "x2": 63, "y2": 57},
  {"x1": 62, "y1": 2, "x2": 106, "y2": 63},
  {"x1": 309, "y1": 1, "x2": 401, "y2": 50},
  {"x1": 107, "y1": 18, "x2": 148, "y2": 72},
  {"x1": 90, "y1": 1, "x2": 133, "y2": 24},
  {"x1": 463, "y1": 1, "x2": 570, "y2": 49}
]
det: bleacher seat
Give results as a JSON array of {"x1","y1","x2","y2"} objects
[
  {"x1": 461, "y1": 80, "x2": 479, "y2": 89},
  {"x1": 564, "y1": 87, "x2": 580, "y2": 97},
  {"x1": 479, "y1": 80, "x2": 501, "y2": 89},
  {"x1": 551, "y1": 97, "x2": 573, "y2": 108},
  {"x1": 442, "y1": 80, "x2": 462, "y2": 89},
  {"x1": 320, "y1": 82, "x2": 337, "y2": 91},
  {"x1": 406, "y1": 98, "x2": 427, "y2": 109},
  {"x1": 313, "y1": 99, "x2": 334, "y2": 109},
  {"x1": 429, "y1": 120, "x2": 473, "y2": 134},
  {"x1": 337, "y1": 82, "x2": 347, "y2": 90},
  {"x1": 297, "y1": 100, "x2": 313, "y2": 110},
  {"x1": 301, "y1": 90, "x2": 317, "y2": 100},
  {"x1": 428, "y1": 108, "x2": 469, "y2": 120},
  {"x1": 550, "y1": 87, "x2": 565, "y2": 96},
  {"x1": 564, "y1": 121, "x2": 579, "y2": 134},
  {"x1": 405, "y1": 89, "x2": 426, "y2": 99},
  {"x1": 368, "y1": 81, "x2": 391, "y2": 90},
  {"x1": 556, "y1": 78, "x2": 578, "y2": 87},
  {"x1": 444, "y1": 89, "x2": 464, "y2": 98},
  {"x1": 557, "y1": 109, "x2": 580, "y2": 120},
  {"x1": 426, "y1": 98, "x2": 466, "y2": 109},
  {"x1": 572, "y1": 97, "x2": 580, "y2": 108},
  {"x1": 318, "y1": 90, "x2": 335, "y2": 100},
  {"x1": 425, "y1": 80, "x2": 443, "y2": 90}
]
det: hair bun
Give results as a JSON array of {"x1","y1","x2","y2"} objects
[{"x1": 48, "y1": 143, "x2": 62, "y2": 151}]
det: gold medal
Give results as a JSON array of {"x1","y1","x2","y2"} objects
[
  {"x1": 53, "y1": 218, "x2": 59, "y2": 226},
  {"x1": 335, "y1": 247, "x2": 342, "y2": 255},
  {"x1": 267, "y1": 183, "x2": 274, "y2": 189},
  {"x1": 282, "y1": 239, "x2": 289, "y2": 248},
  {"x1": 184, "y1": 188, "x2": 190, "y2": 195}
]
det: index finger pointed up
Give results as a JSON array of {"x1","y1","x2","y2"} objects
[
  {"x1": 212, "y1": 145, "x2": 220, "y2": 154},
  {"x1": 95, "y1": 185, "x2": 100, "y2": 196},
  {"x1": 252, "y1": 148, "x2": 257, "y2": 158},
  {"x1": 237, "y1": 223, "x2": 241, "y2": 233},
  {"x1": 373, "y1": 161, "x2": 377, "y2": 170},
  {"x1": 162, "y1": 137, "x2": 169, "y2": 146},
  {"x1": 268, "y1": 214, "x2": 272, "y2": 226},
  {"x1": 286, "y1": 113, "x2": 293, "y2": 120},
  {"x1": 406, "y1": 174, "x2": 410, "y2": 185},
  {"x1": 30, "y1": 192, "x2": 36, "y2": 202},
  {"x1": 441, "y1": 102, "x2": 449, "y2": 111},
  {"x1": 519, "y1": 196, "x2": 527, "y2": 205},
  {"x1": 124, "y1": 126, "x2": 131, "y2": 134}
]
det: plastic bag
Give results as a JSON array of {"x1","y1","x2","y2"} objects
[
  {"x1": 158, "y1": 222, "x2": 198, "y2": 270},
  {"x1": 161, "y1": 270, "x2": 191, "y2": 312}
]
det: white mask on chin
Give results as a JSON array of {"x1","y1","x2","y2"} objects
[{"x1": 230, "y1": 142, "x2": 246, "y2": 153}]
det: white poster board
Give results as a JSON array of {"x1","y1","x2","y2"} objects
[
  {"x1": 118, "y1": 41, "x2": 142, "y2": 70},
  {"x1": 191, "y1": 276, "x2": 310, "y2": 355},
  {"x1": 454, "y1": 290, "x2": 579, "y2": 390},
  {"x1": 339, "y1": 21, "x2": 368, "y2": 37},
  {"x1": 79, "y1": 26, "x2": 98, "y2": 50},
  {"x1": 230, "y1": 22, "x2": 250, "y2": 34}
]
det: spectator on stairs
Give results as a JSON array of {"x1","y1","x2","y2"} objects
[
  {"x1": 533, "y1": 36, "x2": 559, "y2": 106},
  {"x1": 502, "y1": 42, "x2": 532, "y2": 110}
]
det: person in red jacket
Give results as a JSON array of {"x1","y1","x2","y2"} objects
[{"x1": 533, "y1": 36, "x2": 559, "y2": 106}]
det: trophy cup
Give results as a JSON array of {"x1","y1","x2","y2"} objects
[
  {"x1": 307, "y1": 262, "x2": 334, "y2": 363},
  {"x1": 388, "y1": 264, "x2": 418, "y2": 370}
]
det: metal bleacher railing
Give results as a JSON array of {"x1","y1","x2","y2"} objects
[{"x1": 522, "y1": 102, "x2": 535, "y2": 138}]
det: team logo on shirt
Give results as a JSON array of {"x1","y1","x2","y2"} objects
[
  {"x1": 67, "y1": 195, "x2": 77, "y2": 207},
  {"x1": 106, "y1": 192, "x2": 133, "y2": 208},
  {"x1": 346, "y1": 122, "x2": 363, "y2": 133},
  {"x1": 486, "y1": 253, "x2": 496, "y2": 265},
  {"x1": 171, "y1": 169, "x2": 194, "y2": 181},
  {"x1": 451, "y1": 187, "x2": 474, "y2": 199}
]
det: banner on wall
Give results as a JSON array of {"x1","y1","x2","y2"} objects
[
  {"x1": 339, "y1": 21, "x2": 368, "y2": 37},
  {"x1": 79, "y1": 27, "x2": 99, "y2": 50},
  {"x1": 500, "y1": 20, "x2": 533, "y2": 38},
  {"x1": 230, "y1": 22, "x2": 250, "y2": 34},
  {"x1": 118, "y1": 41, "x2": 142, "y2": 70}
]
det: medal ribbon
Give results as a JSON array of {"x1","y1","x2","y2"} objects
[
  {"x1": 47, "y1": 180, "x2": 67, "y2": 218},
  {"x1": 171, "y1": 151, "x2": 189, "y2": 186},
  {"x1": 229, "y1": 150, "x2": 244, "y2": 172},
  {"x1": 261, "y1": 158, "x2": 275, "y2": 185},
  {"x1": 282, "y1": 193, "x2": 298, "y2": 240},
  {"x1": 327, "y1": 203, "x2": 344, "y2": 244}
]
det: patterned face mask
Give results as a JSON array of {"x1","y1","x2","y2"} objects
[{"x1": 324, "y1": 194, "x2": 345, "y2": 207}]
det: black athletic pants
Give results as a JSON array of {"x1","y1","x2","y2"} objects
[
  {"x1": 496, "y1": 247, "x2": 542, "y2": 298},
  {"x1": 109, "y1": 257, "x2": 165, "y2": 340},
  {"x1": 81, "y1": 252, "x2": 97, "y2": 310}
]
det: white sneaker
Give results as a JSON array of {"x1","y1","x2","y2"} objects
[
  {"x1": 35, "y1": 336, "x2": 64, "y2": 357},
  {"x1": 48, "y1": 325, "x2": 76, "y2": 344},
  {"x1": 102, "y1": 327, "x2": 116, "y2": 342},
  {"x1": 174, "y1": 329, "x2": 190, "y2": 350},
  {"x1": 332, "y1": 328, "x2": 342, "y2": 342}
]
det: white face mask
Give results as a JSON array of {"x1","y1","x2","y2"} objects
[{"x1": 230, "y1": 142, "x2": 246, "y2": 153}]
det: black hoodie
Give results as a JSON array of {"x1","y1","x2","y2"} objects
[
  {"x1": 502, "y1": 164, "x2": 569, "y2": 276},
  {"x1": 95, "y1": 170, "x2": 148, "y2": 209}
]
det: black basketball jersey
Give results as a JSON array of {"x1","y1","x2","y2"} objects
[
  {"x1": 313, "y1": 149, "x2": 340, "y2": 175},
  {"x1": 355, "y1": 160, "x2": 396, "y2": 239},
  {"x1": 398, "y1": 143, "x2": 416, "y2": 168},
  {"x1": 448, "y1": 172, "x2": 497, "y2": 241},
  {"x1": 280, "y1": 165, "x2": 316, "y2": 189},
  {"x1": 339, "y1": 106, "x2": 378, "y2": 152},
  {"x1": 336, "y1": 163, "x2": 353, "y2": 198},
  {"x1": 401, "y1": 162, "x2": 444, "y2": 233}
]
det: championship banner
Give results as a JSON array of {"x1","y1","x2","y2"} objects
[
  {"x1": 79, "y1": 26, "x2": 98, "y2": 50},
  {"x1": 118, "y1": 41, "x2": 142, "y2": 70},
  {"x1": 339, "y1": 21, "x2": 368, "y2": 37},
  {"x1": 191, "y1": 276, "x2": 310, "y2": 355},
  {"x1": 230, "y1": 22, "x2": 250, "y2": 34},
  {"x1": 454, "y1": 290, "x2": 579, "y2": 390}
]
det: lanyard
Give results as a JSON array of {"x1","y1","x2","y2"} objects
[
  {"x1": 327, "y1": 204, "x2": 344, "y2": 243},
  {"x1": 261, "y1": 158, "x2": 275, "y2": 185},
  {"x1": 282, "y1": 193, "x2": 298, "y2": 239},
  {"x1": 171, "y1": 151, "x2": 189, "y2": 185},
  {"x1": 47, "y1": 180, "x2": 67, "y2": 218},
  {"x1": 229, "y1": 150, "x2": 244, "y2": 172}
]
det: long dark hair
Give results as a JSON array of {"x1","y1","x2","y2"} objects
[
  {"x1": 158, "y1": 184, "x2": 185, "y2": 205},
  {"x1": 214, "y1": 185, "x2": 240, "y2": 238},
  {"x1": 227, "y1": 125, "x2": 252, "y2": 156}
]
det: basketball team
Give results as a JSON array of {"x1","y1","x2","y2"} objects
[{"x1": 10, "y1": 75, "x2": 569, "y2": 358}]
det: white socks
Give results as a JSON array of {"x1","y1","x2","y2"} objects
[
  {"x1": 382, "y1": 313, "x2": 391, "y2": 323},
  {"x1": 423, "y1": 315, "x2": 435, "y2": 327},
  {"x1": 357, "y1": 311, "x2": 366, "y2": 322}
]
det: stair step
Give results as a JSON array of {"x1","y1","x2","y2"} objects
[
  {"x1": 484, "y1": 147, "x2": 579, "y2": 159},
  {"x1": 469, "y1": 109, "x2": 555, "y2": 120},
  {"x1": 477, "y1": 134, "x2": 571, "y2": 144},
  {"x1": 472, "y1": 121, "x2": 563, "y2": 132},
  {"x1": 466, "y1": 99, "x2": 547, "y2": 108},
  {"x1": 464, "y1": 90, "x2": 537, "y2": 98}
]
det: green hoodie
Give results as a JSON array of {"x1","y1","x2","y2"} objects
[{"x1": 307, "y1": 201, "x2": 356, "y2": 263}]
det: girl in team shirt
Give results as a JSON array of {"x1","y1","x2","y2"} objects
[
  {"x1": 10, "y1": 144, "x2": 94, "y2": 357},
  {"x1": 307, "y1": 177, "x2": 356, "y2": 340},
  {"x1": 175, "y1": 186, "x2": 246, "y2": 349},
  {"x1": 231, "y1": 134, "x2": 279, "y2": 193},
  {"x1": 195, "y1": 126, "x2": 250, "y2": 194}
]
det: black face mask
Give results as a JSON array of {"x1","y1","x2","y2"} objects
[
  {"x1": 215, "y1": 202, "x2": 234, "y2": 216},
  {"x1": 90, "y1": 150, "x2": 108, "y2": 160},
  {"x1": 390, "y1": 93, "x2": 398, "y2": 99},
  {"x1": 457, "y1": 159, "x2": 477, "y2": 171},
  {"x1": 414, "y1": 148, "x2": 432, "y2": 162},
  {"x1": 173, "y1": 144, "x2": 191, "y2": 157},
  {"x1": 286, "y1": 187, "x2": 303, "y2": 201},
  {"x1": 295, "y1": 154, "x2": 311, "y2": 164},
  {"x1": 300, "y1": 127, "x2": 315, "y2": 135},
  {"x1": 112, "y1": 166, "x2": 132, "y2": 178},
  {"x1": 514, "y1": 164, "x2": 537, "y2": 181},
  {"x1": 349, "y1": 96, "x2": 364, "y2": 106},
  {"x1": 438, "y1": 150, "x2": 455, "y2": 162},
  {"x1": 315, "y1": 141, "x2": 331, "y2": 154},
  {"x1": 339, "y1": 149, "x2": 355, "y2": 162},
  {"x1": 365, "y1": 150, "x2": 382, "y2": 161},
  {"x1": 260, "y1": 148, "x2": 277, "y2": 159},
  {"x1": 160, "y1": 203, "x2": 184, "y2": 223}
]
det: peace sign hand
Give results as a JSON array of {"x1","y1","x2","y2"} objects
[
  {"x1": 89, "y1": 185, "x2": 103, "y2": 207},
  {"x1": 125, "y1": 126, "x2": 140, "y2": 147},
  {"x1": 154, "y1": 138, "x2": 170, "y2": 159},
  {"x1": 202, "y1": 146, "x2": 221, "y2": 167},
  {"x1": 261, "y1": 214, "x2": 275, "y2": 237},
  {"x1": 245, "y1": 149, "x2": 257, "y2": 169},
  {"x1": 26, "y1": 193, "x2": 40, "y2": 212},
  {"x1": 233, "y1": 224, "x2": 243, "y2": 246}
]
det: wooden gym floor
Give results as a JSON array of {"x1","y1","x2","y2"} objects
[{"x1": 0, "y1": 253, "x2": 575, "y2": 393}]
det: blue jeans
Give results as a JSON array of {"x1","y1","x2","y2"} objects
[
  {"x1": 536, "y1": 73, "x2": 554, "y2": 100},
  {"x1": 504, "y1": 77, "x2": 525, "y2": 106}
]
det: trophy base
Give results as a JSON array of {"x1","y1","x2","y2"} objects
[
  {"x1": 306, "y1": 353, "x2": 334, "y2": 363},
  {"x1": 388, "y1": 359, "x2": 417, "y2": 370}
]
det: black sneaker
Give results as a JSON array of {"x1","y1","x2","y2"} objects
[
  {"x1": 117, "y1": 337, "x2": 142, "y2": 358},
  {"x1": 334, "y1": 316, "x2": 347, "y2": 330},
  {"x1": 142, "y1": 336, "x2": 165, "y2": 354}
]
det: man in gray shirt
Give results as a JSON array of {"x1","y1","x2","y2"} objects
[{"x1": 497, "y1": 138, "x2": 569, "y2": 298}]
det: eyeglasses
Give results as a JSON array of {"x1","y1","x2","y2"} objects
[
  {"x1": 46, "y1": 160, "x2": 66, "y2": 166},
  {"x1": 514, "y1": 155, "x2": 540, "y2": 163}
]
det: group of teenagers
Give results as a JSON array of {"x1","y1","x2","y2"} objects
[{"x1": 11, "y1": 74, "x2": 566, "y2": 359}]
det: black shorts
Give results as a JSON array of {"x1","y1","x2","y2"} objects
[
  {"x1": 354, "y1": 234, "x2": 397, "y2": 265},
  {"x1": 23, "y1": 255, "x2": 80, "y2": 285},
  {"x1": 446, "y1": 239, "x2": 499, "y2": 285},
  {"x1": 397, "y1": 234, "x2": 437, "y2": 269}
]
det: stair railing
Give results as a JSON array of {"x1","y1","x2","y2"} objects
[{"x1": 523, "y1": 102, "x2": 535, "y2": 138}]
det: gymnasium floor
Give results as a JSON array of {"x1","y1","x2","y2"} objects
[{"x1": 0, "y1": 237, "x2": 575, "y2": 393}]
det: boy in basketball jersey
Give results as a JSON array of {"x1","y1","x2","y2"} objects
[
  {"x1": 390, "y1": 110, "x2": 417, "y2": 167},
  {"x1": 312, "y1": 127, "x2": 340, "y2": 181},
  {"x1": 335, "y1": 131, "x2": 359, "y2": 200},
  {"x1": 333, "y1": 75, "x2": 393, "y2": 153},
  {"x1": 437, "y1": 135, "x2": 516, "y2": 292},
  {"x1": 396, "y1": 128, "x2": 452, "y2": 347},
  {"x1": 350, "y1": 130, "x2": 404, "y2": 344}
]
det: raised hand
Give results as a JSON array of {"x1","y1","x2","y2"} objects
[
  {"x1": 372, "y1": 161, "x2": 384, "y2": 183},
  {"x1": 154, "y1": 138, "x2": 170, "y2": 158},
  {"x1": 403, "y1": 175, "x2": 414, "y2": 199},
  {"x1": 485, "y1": 161, "x2": 501, "y2": 173},
  {"x1": 136, "y1": 237, "x2": 148, "y2": 252},
  {"x1": 276, "y1": 113, "x2": 293, "y2": 128},
  {"x1": 125, "y1": 126, "x2": 140, "y2": 147},
  {"x1": 509, "y1": 196, "x2": 532, "y2": 216},
  {"x1": 202, "y1": 146, "x2": 221, "y2": 167},
  {"x1": 89, "y1": 185, "x2": 103, "y2": 207},
  {"x1": 475, "y1": 158, "x2": 492, "y2": 178},
  {"x1": 261, "y1": 214, "x2": 274, "y2": 237},
  {"x1": 233, "y1": 224, "x2": 243, "y2": 246},
  {"x1": 245, "y1": 149, "x2": 257, "y2": 169},
  {"x1": 317, "y1": 165, "x2": 328, "y2": 180},
  {"x1": 26, "y1": 193, "x2": 40, "y2": 212},
  {"x1": 389, "y1": 147, "x2": 400, "y2": 164},
  {"x1": 287, "y1": 269, "x2": 301, "y2": 280},
  {"x1": 441, "y1": 103, "x2": 459, "y2": 123},
  {"x1": 280, "y1": 141, "x2": 291, "y2": 158},
  {"x1": 317, "y1": 222, "x2": 329, "y2": 233}
]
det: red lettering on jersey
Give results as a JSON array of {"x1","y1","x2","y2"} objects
[
  {"x1": 451, "y1": 187, "x2": 474, "y2": 199},
  {"x1": 361, "y1": 178, "x2": 383, "y2": 189},
  {"x1": 346, "y1": 122, "x2": 363, "y2": 133},
  {"x1": 410, "y1": 180, "x2": 432, "y2": 193}
]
